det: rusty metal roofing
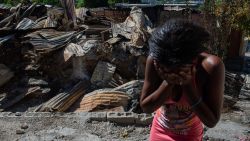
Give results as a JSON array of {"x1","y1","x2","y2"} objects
[{"x1": 24, "y1": 29, "x2": 83, "y2": 52}]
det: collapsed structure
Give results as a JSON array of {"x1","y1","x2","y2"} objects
[
  {"x1": 0, "y1": 2, "x2": 248, "y2": 115},
  {"x1": 0, "y1": 2, "x2": 152, "y2": 113}
]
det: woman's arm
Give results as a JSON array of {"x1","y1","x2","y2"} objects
[
  {"x1": 183, "y1": 56, "x2": 225, "y2": 128},
  {"x1": 140, "y1": 56, "x2": 174, "y2": 113}
]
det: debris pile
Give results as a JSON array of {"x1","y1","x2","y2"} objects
[
  {"x1": 0, "y1": 64, "x2": 14, "y2": 87},
  {"x1": 0, "y1": 2, "x2": 246, "y2": 114},
  {"x1": 225, "y1": 71, "x2": 245, "y2": 99},
  {"x1": 35, "y1": 80, "x2": 90, "y2": 112},
  {"x1": 241, "y1": 74, "x2": 250, "y2": 98},
  {"x1": 222, "y1": 71, "x2": 245, "y2": 111},
  {"x1": 76, "y1": 90, "x2": 130, "y2": 112},
  {"x1": 0, "y1": 3, "x2": 150, "y2": 113}
]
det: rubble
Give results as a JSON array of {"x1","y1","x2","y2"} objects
[
  {"x1": 75, "y1": 7, "x2": 91, "y2": 21},
  {"x1": 222, "y1": 71, "x2": 246, "y2": 112},
  {"x1": 0, "y1": 64, "x2": 14, "y2": 87},
  {"x1": 0, "y1": 3, "x2": 248, "y2": 136},
  {"x1": 102, "y1": 37, "x2": 121, "y2": 54},
  {"x1": 225, "y1": 71, "x2": 245, "y2": 98},
  {"x1": 111, "y1": 6, "x2": 152, "y2": 49},
  {"x1": 0, "y1": 4, "x2": 249, "y2": 141},
  {"x1": 44, "y1": 7, "x2": 64, "y2": 28},
  {"x1": 0, "y1": 86, "x2": 45, "y2": 111},
  {"x1": 76, "y1": 90, "x2": 130, "y2": 112},
  {"x1": 16, "y1": 129, "x2": 25, "y2": 134},
  {"x1": 112, "y1": 80, "x2": 144, "y2": 113},
  {"x1": 20, "y1": 124, "x2": 29, "y2": 130},
  {"x1": 23, "y1": 29, "x2": 82, "y2": 53},
  {"x1": 90, "y1": 61, "x2": 116, "y2": 88},
  {"x1": 27, "y1": 78, "x2": 48, "y2": 86},
  {"x1": 35, "y1": 80, "x2": 90, "y2": 112}
]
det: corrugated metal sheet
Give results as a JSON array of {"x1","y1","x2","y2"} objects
[
  {"x1": 16, "y1": 18, "x2": 36, "y2": 30},
  {"x1": 32, "y1": 16, "x2": 47, "y2": 29},
  {"x1": 16, "y1": 17, "x2": 47, "y2": 29},
  {"x1": 24, "y1": 29, "x2": 82, "y2": 52},
  {"x1": 76, "y1": 90, "x2": 130, "y2": 112},
  {"x1": 0, "y1": 34, "x2": 14, "y2": 46}
]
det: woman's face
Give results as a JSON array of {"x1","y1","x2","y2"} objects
[{"x1": 153, "y1": 60, "x2": 195, "y2": 85}]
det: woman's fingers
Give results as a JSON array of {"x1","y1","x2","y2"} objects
[
  {"x1": 154, "y1": 61, "x2": 196, "y2": 85},
  {"x1": 179, "y1": 66, "x2": 192, "y2": 74},
  {"x1": 178, "y1": 71, "x2": 193, "y2": 85},
  {"x1": 178, "y1": 71, "x2": 187, "y2": 80},
  {"x1": 167, "y1": 73, "x2": 181, "y2": 84}
]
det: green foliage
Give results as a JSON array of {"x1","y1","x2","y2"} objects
[
  {"x1": 230, "y1": 1, "x2": 250, "y2": 35},
  {"x1": 211, "y1": 0, "x2": 250, "y2": 35},
  {"x1": 108, "y1": 0, "x2": 128, "y2": 6},
  {"x1": 32, "y1": 0, "x2": 61, "y2": 6},
  {"x1": 76, "y1": 0, "x2": 86, "y2": 8},
  {"x1": 0, "y1": 0, "x2": 61, "y2": 6},
  {"x1": 203, "y1": 0, "x2": 250, "y2": 58},
  {"x1": 1, "y1": 0, "x2": 20, "y2": 6}
]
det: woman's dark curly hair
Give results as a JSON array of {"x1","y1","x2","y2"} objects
[{"x1": 149, "y1": 19, "x2": 210, "y2": 66}]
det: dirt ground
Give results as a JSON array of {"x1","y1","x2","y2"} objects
[
  {"x1": 0, "y1": 115, "x2": 150, "y2": 141},
  {"x1": 0, "y1": 97, "x2": 249, "y2": 141}
]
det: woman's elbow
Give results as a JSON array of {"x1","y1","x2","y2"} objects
[
  {"x1": 205, "y1": 122, "x2": 217, "y2": 128},
  {"x1": 204, "y1": 117, "x2": 220, "y2": 128}
]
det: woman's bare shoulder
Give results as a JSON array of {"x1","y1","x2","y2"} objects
[{"x1": 200, "y1": 53, "x2": 225, "y2": 75}]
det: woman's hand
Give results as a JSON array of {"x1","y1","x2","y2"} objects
[
  {"x1": 153, "y1": 60, "x2": 182, "y2": 85},
  {"x1": 140, "y1": 56, "x2": 175, "y2": 113},
  {"x1": 178, "y1": 65, "x2": 196, "y2": 86},
  {"x1": 154, "y1": 60, "x2": 196, "y2": 86}
]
